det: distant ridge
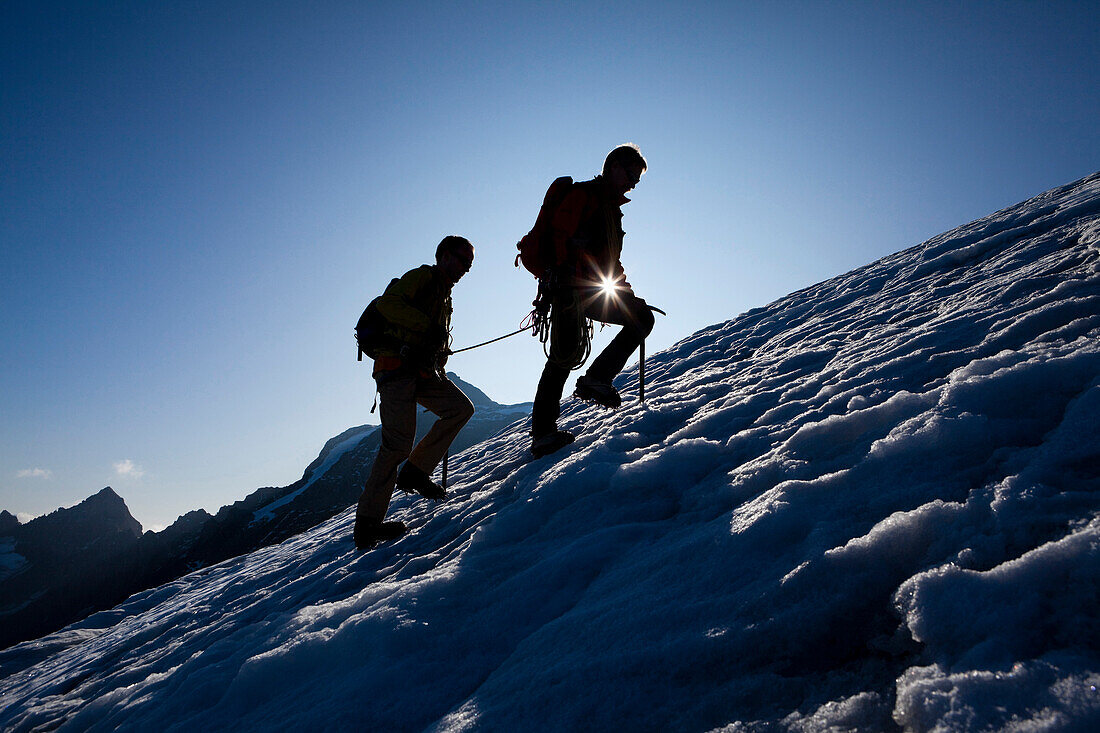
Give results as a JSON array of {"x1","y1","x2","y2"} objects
[{"x1": 0, "y1": 374, "x2": 530, "y2": 651}]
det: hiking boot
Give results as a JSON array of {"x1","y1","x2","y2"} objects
[
  {"x1": 574, "y1": 375, "x2": 622, "y2": 408},
  {"x1": 396, "y1": 463, "x2": 447, "y2": 501},
  {"x1": 531, "y1": 429, "x2": 575, "y2": 458},
  {"x1": 354, "y1": 519, "x2": 407, "y2": 549}
]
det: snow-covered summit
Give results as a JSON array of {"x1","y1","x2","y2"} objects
[{"x1": 1, "y1": 173, "x2": 1099, "y2": 731}]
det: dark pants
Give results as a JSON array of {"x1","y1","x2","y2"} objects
[
  {"x1": 532, "y1": 288, "x2": 654, "y2": 435},
  {"x1": 356, "y1": 371, "x2": 474, "y2": 523}
]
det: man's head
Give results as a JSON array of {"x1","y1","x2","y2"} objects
[
  {"x1": 602, "y1": 143, "x2": 647, "y2": 195},
  {"x1": 435, "y1": 235, "x2": 475, "y2": 284}
]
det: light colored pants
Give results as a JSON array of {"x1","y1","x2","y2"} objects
[{"x1": 356, "y1": 371, "x2": 475, "y2": 523}]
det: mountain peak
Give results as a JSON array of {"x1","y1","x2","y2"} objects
[
  {"x1": 0, "y1": 509, "x2": 19, "y2": 534},
  {"x1": 91, "y1": 486, "x2": 123, "y2": 502},
  {"x1": 27, "y1": 486, "x2": 143, "y2": 539},
  {"x1": 445, "y1": 372, "x2": 501, "y2": 408}
]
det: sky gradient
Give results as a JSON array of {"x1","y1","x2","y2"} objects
[{"x1": 3, "y1": 1, "x2": 1098, "y2": 530}]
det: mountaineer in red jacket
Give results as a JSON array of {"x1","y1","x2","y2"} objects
[{"x1": 531, "y1": 144, "x2": 655, "y2": 458}]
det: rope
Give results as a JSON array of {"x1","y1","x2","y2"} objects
[
  {"x1": 449, "y1": 325, "x2": 531, "y2": 354},
  {"x1": 536, "y1": 286, "x2": 593, "y2": 371},
  {"x1": 554, "y1": 316, "x2": 593, "y2": 372},
  {"x1": 447, "y1": 288, "x2": 557, "y2": 356},
  {"x1": 448, "y1": 284, "x2": 655, "y2": 368}
]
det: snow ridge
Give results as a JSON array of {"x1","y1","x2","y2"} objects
[
  {"x1": 252, "y1": 428, "x2": 375, "y2": 524},
  {"x1": 1, "y1": 173, "x2": 1099, "y2": 731}
]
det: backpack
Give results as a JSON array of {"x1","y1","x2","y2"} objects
[
  {"x1": 355, "y1": 277, "x2": 400, "y2": 361},
  {"x1": 514, "y1": 176, "x2": 574, "y2": 280}
]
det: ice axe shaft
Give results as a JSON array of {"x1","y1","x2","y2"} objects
[{"x1": 639, "y1": 303, "x2": 666, "y2": 403}]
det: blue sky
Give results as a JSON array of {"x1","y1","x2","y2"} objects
[{"x1": 3, "y1": 1, "x2": 1098, "y2": 530}]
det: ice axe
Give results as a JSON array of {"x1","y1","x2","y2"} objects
[{"x1": 639, "y1": 303, "x2": 667, "y2": 403}]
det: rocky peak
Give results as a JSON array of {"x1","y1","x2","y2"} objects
[
  {"x1": 156, "y1": 508, "x2": 213, "y2": 540},
  {"x1": 78, "y1": 487, "x2": 144, "y2": 538},
  {"x1": 0, "y1": 509, "x2": 19, "y2": 535},
  {"x1": 18, "y1": 487, "x2": 143, "y2": 556},
  {"x1": 446, "y1": 372, "x2": 502, "y2": 408}
]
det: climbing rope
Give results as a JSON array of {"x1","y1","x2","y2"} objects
[
  {"x1": 448, "y1": 325, "x2": 531, "y2": 355},
  {"x1": 448, "y1": 287, "x2": 663, "y2": 382},
  {"x1": 448, "y1": 282, "x2": 592, "y2": 372}
]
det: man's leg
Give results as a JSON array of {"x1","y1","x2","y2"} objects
[
  {"x1": 533, "y1": 360, "x2": 569, "y2": 436},
  {"x1": 584, "y1": 292, "x2": 654, "y2": 383},
  {"x1": 406, "y1": 375, "x2": 475, "y2": 475},
  {"x1": 532, "y1": 291, "x2": 583, "y2": 437},
  {"x1": 356, "y1": 373, "x2": 417, "y2": 525}
]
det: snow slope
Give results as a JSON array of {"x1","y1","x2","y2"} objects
[{"x1": 2, "y1": 173, "x2": 1099, "y2": 731}]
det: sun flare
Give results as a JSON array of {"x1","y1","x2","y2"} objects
[{"x1": 599, "y1": 276, "x2": 619, "y2": 299}]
